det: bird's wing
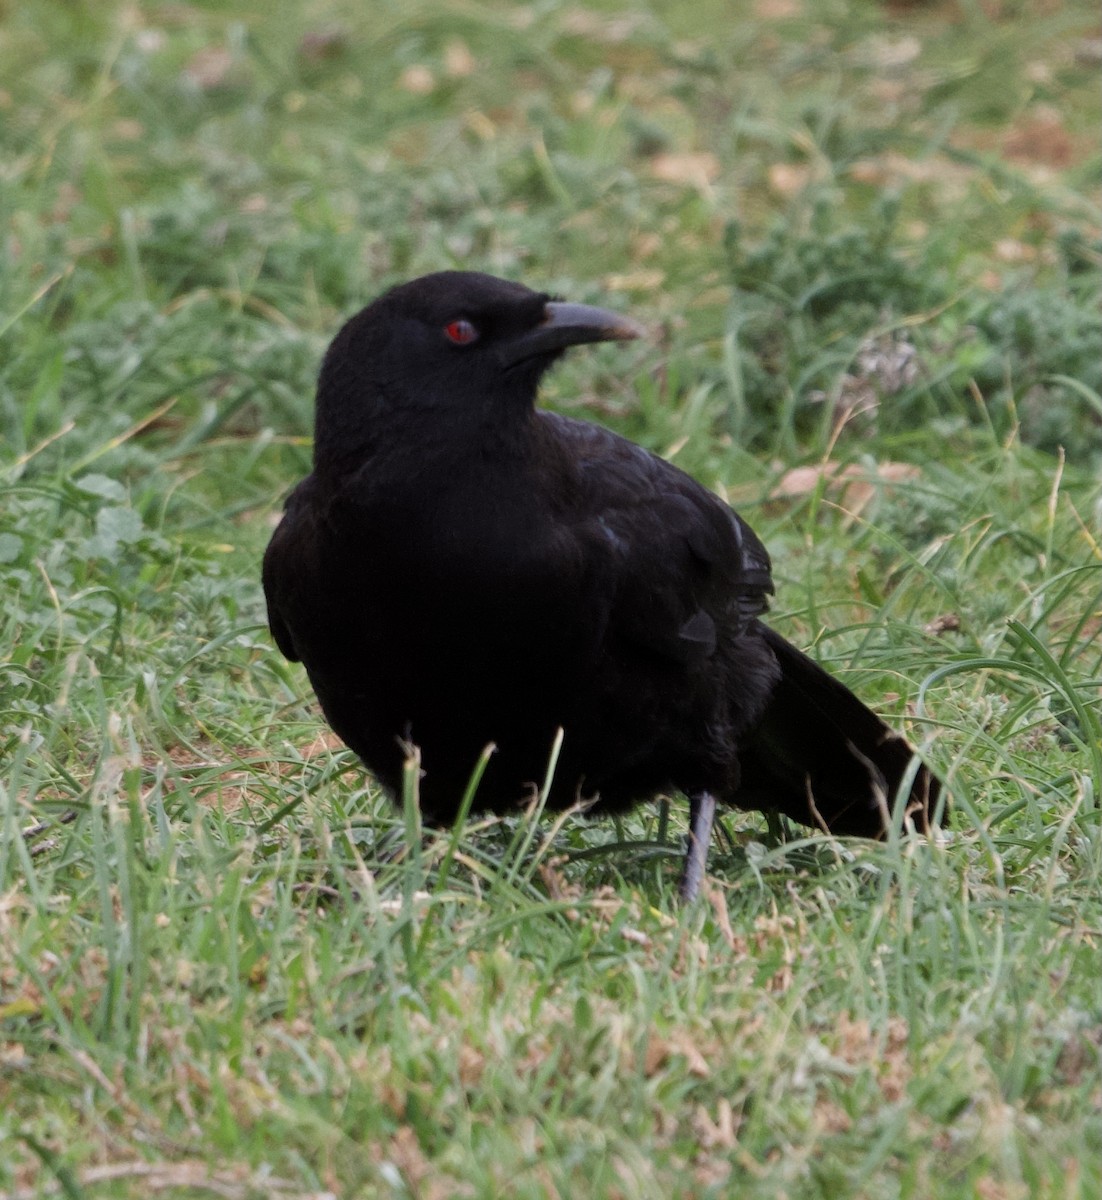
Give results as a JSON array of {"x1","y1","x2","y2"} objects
[
  {"x1": 261, "y1": 477, "x2": 321, "y2": 664},
  {"x1": 545, "y1": 413, "x2": 773, "y2": 665}
]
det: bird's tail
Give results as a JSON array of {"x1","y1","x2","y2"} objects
[{"x1": 735, "y1": 625, "x2": 942, "y2": 836}]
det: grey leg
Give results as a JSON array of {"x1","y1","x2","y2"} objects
[{"x1": 678, "y1": 790, "x2": 716, "y2": 903}]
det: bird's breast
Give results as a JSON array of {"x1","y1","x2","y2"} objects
[{"x1": 320, "y1": 474, "x2": 594, "y2": 667}]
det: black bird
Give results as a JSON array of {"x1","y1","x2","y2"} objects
[{"x1": 263, "y1": 271, "x2": 941, "y2": 900}]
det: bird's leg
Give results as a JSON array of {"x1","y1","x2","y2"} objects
[{"x1": 678, "y1": 790, "x2": 716, "y2": 903}]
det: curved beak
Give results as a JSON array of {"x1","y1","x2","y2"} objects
[{"x1": 499, "y1": 301, "x2": 646, "y2": 369}]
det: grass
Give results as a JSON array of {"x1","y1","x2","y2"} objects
[{"x1": 2, "y1": 0, "x2": 1101, "y2": 1196}]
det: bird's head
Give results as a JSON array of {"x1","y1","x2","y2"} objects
[{"x1": 313, "y1": 271, "x2": 644, "y2": 469}]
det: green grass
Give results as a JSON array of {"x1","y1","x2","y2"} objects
[{"x1": 2, "y1": 1, "x2": 1101, "y2": 1196}]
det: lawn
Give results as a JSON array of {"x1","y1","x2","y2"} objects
[{"x1": 2, "y1": 1, "x2": 1100, "y2": 1196}]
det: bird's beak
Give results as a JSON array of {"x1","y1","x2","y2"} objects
[{"x1": 498, "y1": 301, "x2": 647, "y2": 369}]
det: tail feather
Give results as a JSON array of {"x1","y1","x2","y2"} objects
[{"x1": 736, "y1": 625, "x2": 941, "y2": 836}]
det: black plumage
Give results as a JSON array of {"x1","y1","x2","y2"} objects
[{"x1": 263, "y1": 271, "x2": 941, "y2": 899}]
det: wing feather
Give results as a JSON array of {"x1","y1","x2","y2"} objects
[{"x1": 542, "y1": 413, "x2": 774, "y2": 665}]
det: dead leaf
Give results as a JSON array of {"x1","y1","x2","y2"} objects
[
  {"x1": 1003, "y1": 108, "x2": 1074, "y2": 169},
  {"x1": 536, "y1": 857, "x2": 581, "y2": 902},
  {"x1": 560, "y1": 9, "x2": 645, "y2": 43},
  {"x1": 649, "y1": 152, "x2": 721, "y2": 192},
  {"x1": 184, "y1": 46, "x2": 237, "y2": 92},
  {"x1": 848, "y1": 150, "x2": 975, "y2": 194},
  {"x1": 754, "y1": 0, "x2": 803, "y2": 17},
  {"x1": 975, "y1": 1177, "x2": 1028, "y2": 1200},
  {"x1": 112, "y1": 119, "x2": 144, "y2": 141},
  {"x1": 457, "y1": 1043, "x2": 485, "y2": 1088},
  {"x1": 135, "y1": 29, "x2": 166, "y2": 54},
  {"x1": 924, "y1": 613, "x2": 962, "y2": 635},
  {"x1": 994, "y1": 238, "x2": 1037, "y2": 263},
  {"x1": 644, "y1": 1036, "x2": 668, "y2": 1076},
  {"x1": 644, "y1": 1032, "x2": 711, "y2": 1078},
  {"x1": 815, "y1": 1100, "x2": 853, "y2": 1133},
  {"x1": 298, "y1": 27, "x2": 349, "y2": 63},
  {"x1": 444, "y1": 39, "x2": 476, "y2": 77},
  {"x1": 301, "y1": 730, "x2": 346, "y2": 759},
  {"x1": 621, "y1": 926, "x2": 651, "y2": 946},
  {"x1": 603, "y1": 269, "x2": 665, "y2": 292},
  {"x1": 860, "y1": 34, "x2": 922, "y2": 70},
  {"x1": 705, "y1": 881, "x2": 742, "y2": 953},
  {"x1": 632, "y1": 231, "x2": 662, "y2": 260},
  {"x1": 399, "y1": 64, "x2": 435, "y2": 95},
  {"x1": 384, "y1": 1127, "x2": 434, "y2": 1194},
  {"x1": 868, "y1": 77, "x2": 908, "y2": 105},
  {"x1": 670, "y1": 1030, "x2": 712, "y2": 1077},
  {"x1": 691, "y1": 1097, "x2": 739, "y2": 1148},
  {"x1": 771, "y1": 461, "x2": 921, "y2": 523},
  {"x1": 768, "y1": 162, "x2": 814, "y2": 197}
]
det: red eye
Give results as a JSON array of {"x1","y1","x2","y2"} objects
[{"x1": 444, "y1": 319, "x2": 479, "y2": 345}]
